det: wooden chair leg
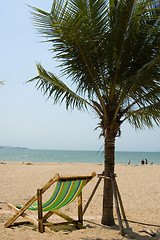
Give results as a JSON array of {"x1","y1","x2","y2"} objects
[
  {"x1": 37, "y1": 189, "x2": 44, "y2": 233},
  {"x1": 6, "y1": 203, "x2": 39, "y2": 227},
  {"x1": 7, "y1": 203, "x2": 54, "y2": 234},
  {"x1": 49, "y1": 209, "x2": 84, "y2": 229},
  {"x1": 4, "y1": 195, "x2": 38, "y2": 228},
  {"x1": 4, "y1": 174, "x2": 60, "y2": 229},
  {"x1": 78, "y1": 192, "x2": 83, "y2": 224}
]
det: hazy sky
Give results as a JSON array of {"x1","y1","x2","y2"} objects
[{"x1": 0, "y1": 0, "x2": 160, "y2": 152}]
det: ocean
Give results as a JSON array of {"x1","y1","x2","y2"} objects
[{"x1": 0, "y1": 148, "x2": 160, "y2": 165}]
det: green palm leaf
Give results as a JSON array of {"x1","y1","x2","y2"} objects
[
  {"x1": 28, "y1": 63, "x2": 88, "y2": 110},
  {"x1": 127, "y1": 102, "x2": 160, "y2": 129}
]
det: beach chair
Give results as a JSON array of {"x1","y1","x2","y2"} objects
[{"x1": 4, "y1": 172, "x2": 96, "y2": 233}]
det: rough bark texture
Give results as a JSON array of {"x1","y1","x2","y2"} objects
[{"x1": 101, "y1": 128, "x2": 115, "y2": 226}]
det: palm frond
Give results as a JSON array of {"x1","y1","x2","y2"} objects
[
  {"x1": 29, "y1": 0, "x2": 160, "y2": 133},
  {"x1": 28, "y1": 63, "x2": 88, "y2": 110},
  {"x1": 127, "y1": 102, "x2": 160, "y2": 129}
]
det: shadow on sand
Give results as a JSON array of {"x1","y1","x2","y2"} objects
[{"x1": 83, "y1": 219, "x2": 160, "y2": 240}]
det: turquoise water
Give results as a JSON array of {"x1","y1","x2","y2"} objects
[{"x1": 0, "y1": 148, "x2": 160, "y2": 165}]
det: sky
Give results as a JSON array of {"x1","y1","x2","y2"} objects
[{"x1": 0, "y1": 0, "x2": 160, "y2": 152}]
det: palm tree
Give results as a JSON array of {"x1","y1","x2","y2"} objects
[{"x1": 29, "y1": 0, "x2": 160, "y2": 225}]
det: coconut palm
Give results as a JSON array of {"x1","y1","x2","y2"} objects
[{"x1": 29, "y1": 0, "x2": 160, "y2": 225}]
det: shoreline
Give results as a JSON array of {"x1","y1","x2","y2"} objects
[{"x1": 0, "y1": 161, "x2": 159, "y2": 166}]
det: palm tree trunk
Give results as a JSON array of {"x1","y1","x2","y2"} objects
[{"x1": 101, "y1": 129, "x2": 115, "y2": 226}]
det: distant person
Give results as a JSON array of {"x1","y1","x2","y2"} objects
[
  {"x1": 141, "y1": 159, "x2": 144, "y2": 165},
  {"x1": 151, "y1": 162, "x2": 153, "y2": 165},
  {"x1": 145, "y1": 159, "x2": 148, "y2": 164},
  {"x1": 128, "y1": 161, "x2": 131, "y2": 165}
]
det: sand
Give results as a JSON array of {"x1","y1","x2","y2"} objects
[{"x1": 0, "y1": 161, "x2": 160, "y2": 240}]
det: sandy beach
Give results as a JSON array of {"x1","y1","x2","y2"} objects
[{"x1": 0, "y1": 162, "x2": 160, "y2": 240}]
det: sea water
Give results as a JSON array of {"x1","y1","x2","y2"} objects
[{"x1": 0, "y1": 148, "x2": 159, "y2": 165}]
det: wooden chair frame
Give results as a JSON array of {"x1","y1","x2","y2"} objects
[{"x1": 5, "y1": 172, "x2": 96, "y2": 233}]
